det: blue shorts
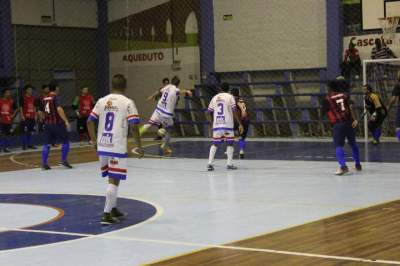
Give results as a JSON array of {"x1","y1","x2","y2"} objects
[
  {"x1": 43, "y1": 124, "x2": 69, "y2": 145},
  {"x1": 21, "y1": 119, "x2": 36, "y2": 133},
  {"x1": 333, "y1": 122, "x2": 357, "y2": 147}
]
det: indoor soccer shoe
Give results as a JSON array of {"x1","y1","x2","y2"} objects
[
  {"x1": 42, "y1": 164, "x2": 51, "y2": 171},
  {"x1": 3, "y1": 148, "x2": 11, "y2": 153},
  {"x1": 101, "y1": 213, "x2": 119, "y2": 225},
  {"x1": 111, "y1": 208, "x2": 126, "y2": 219},
  {"x1": 239, "y1": 151, "x2": 245, "y2": 159},
  {"x1": 227, "y1": 165, "x2": 238, "y2": 170},
  {"x1": 60, "y1": 161, "x2": 73, "y2": 169},
  {"x1": 207, "y1": 164, "x2": 215, "y2": 171},
  {"x1": 354, "y1": 164, "x2": 362, "y2": 171},
  {"x1": 335, "y1": 166, "x2": 349, "y2": 176}
]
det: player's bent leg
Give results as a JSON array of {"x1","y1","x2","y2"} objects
[
  {"x1": 346, "y1": 127, "x2": 362, "y2": 171},
  {"x1": 208, "y1": 141, "x2": 220, "y2": 171},
  {"x1": 101, "y1": 180, "x2": 120, "y2": 225},
  {"x1": 333, "y1": 123, "x2": 348, "y2": 175}
]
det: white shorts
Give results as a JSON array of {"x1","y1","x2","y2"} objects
[
  {"x1": 100, "y1": 156, "x2": 127, "y2": 180},
  {"x1": 212, "y1": 129, "x2": 234, "y2": 144},
  {"x1": 148, "y1": 110, "x2": 174, "y2": 128}
]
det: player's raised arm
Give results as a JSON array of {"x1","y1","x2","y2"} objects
[{"x1": 146, "y1": 89, "x2": 162, "y2": 101}]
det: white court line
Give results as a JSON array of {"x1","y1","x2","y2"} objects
[{"x1": 0, "y1": 226, "x2": 398, "y2": 265}]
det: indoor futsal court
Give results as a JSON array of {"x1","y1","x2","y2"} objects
[{"x1": 1, "y1": 0, "x2": 400, "y2": 265}]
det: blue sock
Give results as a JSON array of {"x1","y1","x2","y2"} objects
[
  {"x1": 396, "y1": 129, "x2": 400, "y2": 141},
  {"x1": 372, "y1": 129, "x2": 381, "y2": 140},
  {"x1": 42, "y1": 145, "x2": 50, "y2": 165},
  {"x1": 238, "y1": 139, "x2": 246, "y2": 151},
  {"x1": 22, "y1": 134, "x2": 27, "y2": 147},
  {"x1": 61, "y1": 142, "x2": 70, "y2": 162},
  {"x1": 26, "y1": 133, "x2": 32, "y2": 146},
  {"x1": 335, "y1": 147, "x2": 346, "y2": 168},
  {"x1": 350, "y1": 144, "x2": 361, "y2": 166}
]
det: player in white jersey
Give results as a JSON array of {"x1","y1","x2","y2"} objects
[
  {"x1": 87, "y1": 74, "x2": 144, "y2": 225},
  {"x1": 141, "y1": 76, "x2": 192, "y2": 154},
  {"x1": 207, "y1": 83, "x2": 243, "y2": 171}
]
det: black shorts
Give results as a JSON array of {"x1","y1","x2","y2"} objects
[
  {"x1": 234, "y1": 119, "x2": 250, "y2": 139},
  {"x1": 77, "y1": 117, "x2": 88, "y2": 134},
  {"x1": 0, "y1": 123, "x2": 12, "y2": 136},
  {"x1": 368, "y1": 111, "x2": 387, "y2": 131},
  {"x1": 43, "y1": 124, "x2": 69, "y2": 145},
  {"x1": 21, "y1": 119, "x2": 36, "y2": 133}
]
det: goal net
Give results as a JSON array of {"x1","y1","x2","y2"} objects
[{"x1": 362, "y1": 58, "x2": 400, "y2": 143}]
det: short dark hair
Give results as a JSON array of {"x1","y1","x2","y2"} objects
[
  {"x1": 327, "y1": 80, "x2": 339, "y2": 92},
  {"x1": 221, "y1": 83, "x2": 230, "y2": 92},
  {"x1": 171, "y1": 76, "x2": 180, "y2": 86},
  {"x1": 49, "y1": 81, "x2": 58, "y2": 92},
  {"x1": 364, "y1": 84, "x2": 373, "y2": 92},
  {"x1": 162, "y1": 78, "x2": 169, "y2": 84},
  {"x1": 231, "y1": 87, "x2": 239, "y2": 97},
  {"x1": 42, "y1": 84, "x2": 49, "y2": 90},
  {"x1": 24, "y1": 84, "x2": 33, "y2": 91},
  {"x1": 2, "y1": 88, "x2": 10, "y2": 96},
  {"x1": 112, "y1": 74, "x2": 127, "y2": 90}
]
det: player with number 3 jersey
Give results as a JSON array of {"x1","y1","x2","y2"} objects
[
  {"x1": 322, "y1": 80, "x2": 361, "y2": 175},
  {"x1": 207, "y1": 83, "x2": 243, "y2": 171}
]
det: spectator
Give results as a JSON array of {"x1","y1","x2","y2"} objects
[
  {"x1": 0, "y1": 88, "x2": 18, "y2": 152},
  {"x1": 20, "y1": 85, "x2": 37, "y2": 150},
  {"x1": 341, "y1": 38, "x2": 361, "y2": 80},
  {"x1": 72, "y1": 87, "x2": 94, "y2": 142},
  {"x1": 371, "y1": 38, "x2": 396, "y2": 59}
]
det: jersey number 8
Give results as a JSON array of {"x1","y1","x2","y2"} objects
[{"x1": 105, "y1": 112, "x2": 115, "y2": 131}]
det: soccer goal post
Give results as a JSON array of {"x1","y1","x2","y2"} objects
[{"x1": 362, "y1": 58, "x2": 400, "y2": 144}]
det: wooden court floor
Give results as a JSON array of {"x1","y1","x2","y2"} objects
[{"x1": 1, "y1": 143, "x2": 400, "y2": 265}]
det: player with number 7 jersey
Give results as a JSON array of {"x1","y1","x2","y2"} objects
[{"x1": 322, "y1": 81, "x2": 362, "y2": 175}]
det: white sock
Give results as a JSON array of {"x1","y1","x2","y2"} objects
[
  {"x1": 227, "y1": 146, "x2": 234, "y2": 166},
  {"x1": 208, "y1": 145, "x2": 217, "y2": 164},
  {"x1": 104, "y1": 184, "x2": 118, "y2": 213},
  {"x1": 141, "y1": 124, "x2": 152, "y2": 136},
  {"x1": 163, "y1": 129, "x2": 171, "y2": 148}
]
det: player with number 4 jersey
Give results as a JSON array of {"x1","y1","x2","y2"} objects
[
  {"x1": 322, "y1": 80, "x2": 361, "y2": 175},
  {"x1": 87, "y1": 74, "x2": 143, "y2": 226}
]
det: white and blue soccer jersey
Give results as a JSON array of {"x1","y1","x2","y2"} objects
[
  {"x1": 208, "y1": 92, "x2": 237, "y2": 141},
  {"x1": 156, "y1": 84, "x2": 180, "y2": 118},
  {"x1": 89, "y1": 93, "x2": 140, "y2": 158}
]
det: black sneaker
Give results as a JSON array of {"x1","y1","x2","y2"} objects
[
  {"x1": 227, "y1": 165, "x2": 238, "y2": 170},
  {"x1": 28, "y1": 145, "x2": 37, "y2": 150},
  {"x1": 60, "y1": 161, "x2": 73, "y2": 169},
  {"x1": 111, "y1": 208, "x2": 126, "y2": 219},
  {"x1": 3, "y1": 148, "x2": 11, "y2": 153},
  {"x1": 42, "y1": 164, "x2": 51, "y2": 170},
  {"x1": 101, "y1": 213, "x2": 119, "y2": 225},
  {"x1": 239, "y1": 153, "x2": 245, "y2": 159},
  {"x1": 354, "y1": 164, "x2": 362, "y2": 171},
  {"x1": 207, "y1": 164, "x2": 215, "y2": 171},
  {"x1": 22, "y1": 146, "x2": 27, "y2": 151}
]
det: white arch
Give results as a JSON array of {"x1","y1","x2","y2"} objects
[{"x1": 185, "y1": 11, "x2": 198, "y2": 34}]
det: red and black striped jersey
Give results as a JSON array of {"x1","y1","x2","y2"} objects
[
  {"x1": 323, "y1": 92, "x2": 353, "y2": 124},
  {"x1": 41, "y1": 92, "x2": 63, "y2": 124}
]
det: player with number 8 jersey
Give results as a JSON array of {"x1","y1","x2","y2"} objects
[{"x1": 87, "y1": 74, "x2": 143, "y2": 225}]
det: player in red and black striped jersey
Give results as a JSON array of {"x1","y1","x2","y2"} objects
[
  {"x1": 322, "y1": 80, "x2": 361, "y2": 175},
  {"x1": 35, "y1": 84, "x2": 50, "y2": 132},
  {"x1": 20, "y1": 85, "x2": 37, "y2": 150},
  {"x1": 39, "y1": 82, "x2": 72, "y2": 170},
  {"x1": 72, "y1": 87, "x2": 94, "y2": 142},
  {"x1": 0, "y1": 88, "x2": 18, "y2": 153},
  {"x1": 231, "y1": 88, "x2": 250, "y2": 159}
]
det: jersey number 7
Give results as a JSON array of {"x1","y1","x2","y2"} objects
[{"x1": 336, "y1": 99, "x2": 346, "y2": 111}]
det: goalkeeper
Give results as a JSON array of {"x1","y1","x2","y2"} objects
[{"x1": 364, "y1": 84, "x2": 387, "y2": 145}]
